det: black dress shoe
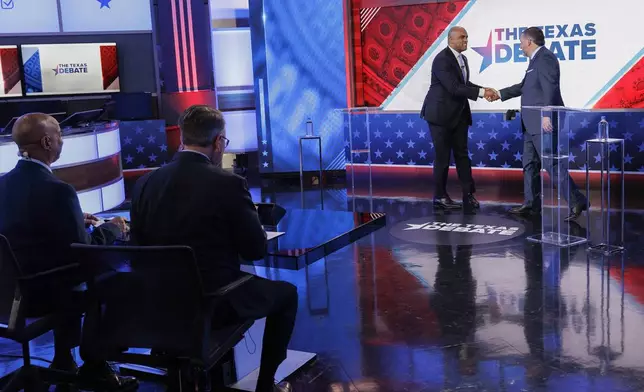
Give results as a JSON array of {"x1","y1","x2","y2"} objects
[
  {"x1": 509, "y1": 205, "x2": 540, "y2": 216},
  {"x1": 464, "y1": 194, "x2": 479, "y2": 209},
  {"x1": 433, "y1": 197, "x2": 461, "y2": 210},
  {"x1": 564, "y1": 203, "x2": 588, "y2": 222},
  {"x1": 78, "y1": 362, "x2": 138, "y2": 391}
]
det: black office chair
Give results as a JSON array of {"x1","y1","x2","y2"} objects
[
  {"x1": 0, "y1": 235, "x2": 80, "y2": 391},
  {"x1": 70, "y1": 244, "x2": 254, "y2": 391}
]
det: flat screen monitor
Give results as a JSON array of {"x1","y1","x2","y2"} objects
[
  {"x1": 0, "y1": 45, "x2": 23, "y2": 98},
  {"x1": 21, "y1": 43, "x2": 120, "y2": 97}
]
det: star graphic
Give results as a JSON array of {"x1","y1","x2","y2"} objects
[
  {"x1": 159, "y1": 144, "x2": 167, "y2": 152},
  {"x1": 385, "y1": 159, "x2": 394, "y2": 165},
  {"x1": 501, "y1": 121, "x2": 510, "y2": 129},
  {"x1": 418, "y1": 150, "x2": 427, "y2": 159},
  {"x1": 579, "y1": 164, "x2": 587, "y2": 171},
  {"x1": 429, "y1": 142, "x2": 434, "y2": 150},
  {"x1": 344, "y1": 140, "x2": 350, "y2": 147},
  {"x1": 568, "y1": 152, "x2": 576, "y2": 162},
  {"x1": 262, "y1": 140, "x2": 267, "y2": 145},
  {"x1": 514, "y1": 130, "x2": 523, "y2": 140},
  {"x1": 488, "y1": 151, "x2": 498, "y2": 160},
  {"x1": 625, "y1": 154, "x2": 633, "y2": 164},
  {"x1": 374, "y1": 129, "x2": 382, "y2": 138},
  {"x1": 123, "y1": 136, "x2": 132, "y2": 145},
  {"x1": 374, "y1": 149, "x2": 383, "y2": 158},
  {"x1": 609, "y1": 120, "x2": 618, "y2": 129},
  {"x1": 638, "y1": 142, "x2": 644, "y2": 152},
  {"x1": 489, "y1": 113, "x2": 497, "y2": 118},
  {"x1": 353, "y1": 151, "x2": 361, "y2": 157},
  {"x1": 353, "y1": 130, "x2": 360, "y2": 138},
  {"x1": 417, "y1": 130, "x2": 427, "y2": 139},
  {"x1": 476, "y1": 161, "x2": 486, "y2": 167},
  {"x1": 501, "y1": 140, "x2": 510, "y2": 151},
  {"x1": 476, "y1": 140, "x2": 486, "y2": 150},
  {"x1": 135, "y1": 126, "x2": 144, "y2": 134},
  {"x1": 623, "y1": 132, "x2": 633, "y2": 141},
  {"x1": 125, "y1": 155, "x2": 134, "y2": 164},
  {"x1": 580, "y1": 119, "x2": 590, "y2": 128},
  {"x1": 384, "y1": 120, "x2": 392, "y2": 128},
  {"x1": 488, "y1": 129, "x2": 498, "y2": 139},
  {"x1": 97, "y1": 0, "x2": 111, "y2": 8},
  {"x1": 406, "y1": 120, "x2": 415, "y2": 128},
  {"x1": 363, "y1": 140, "x2": 371, "y2": 148},
  {"x1": 501, "y1": 162, "x2": 511, "y2": 168},
  {"x1": 476, "y1": 120, "x2": 485, "y2": 128},
  {"x1": 394, "y1": 130, "x2": 404, "y2": 138},
  {"x1": 262, "y1": 151, "x2": 268, "y2": 156},
  {"x1": 263, "y1": 162, "x2": 269, "y2": 168},
  {"x1": 136, "y1": 145, "x2": 145, "y2": 154},
  {"x1": 404, "y1": 223, "x2": 428, "y2": 231},
  {"x1": 514, "y1": 151, "x2": 523, "y2": 161},
  {"x1": 407, "y1": 159, "x2": 416, "y2": 165},
  {"x1": 468, "y1": 130, "x2": 473, "y2": 139},
  {"x1": 610, "y1": 164, "x2": 618, "y2": 172},
  {"x1": 396, "y1": 150, "x2": 405, "y2": 159},
  {"x1": 568, "y1": 130, "x2": 576, "y2": 140},
  {"x1": 472, "y1": 32, "x2": 493, "y2": 73},
  {"x1": 148, "y1": 153, "x2": 157, "y2": 162},
  {"x1": 609, "y1": 143, "x2": 618, "y2": 152},
  {"x1": 468, "y1": 151, "x2": 473, "y2": 160},
  {"x1": 52, "y1": 67, "x2": 60, "y2": 76},
  {"x1": 147, "y1": 135, "x2": 156, "y2": 144},
  {"x1": 406, "y1": 139, "x2": 416, "y2": 148},
  {"x1": 385, "y1": 139, "x2": 393, "y2": 148},
  {"x1": 594, "y1": 153, "x2": 602, "y2": 163},
  {"x1": 580, "y1": 143, "x2": 587, "y2": 152}
]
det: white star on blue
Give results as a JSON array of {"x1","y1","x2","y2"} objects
[
  {"x1": 501, "y1": 162, "x2": 511, "y2": 168},
  {"x1": 476, "y1": 161, "x2": 486, "y2": 167},
  {"x1": 417, "y1": 130, "x2": 426, "y2": 139},
  {"x1": 514, "y1": 151, "x2": 523, "y2": 161},
  {"x1": 488, "y1": 129, "x2": 498, "y2": 139},
  {"x1": 406, "y1": 120, "x2": 415, "y2": 128},
  {"x1": 501, "y1": 121, "x2": 510, "y2": 129},
  {"x1": 501, "y1": 141, "x2": 510, "y2": 151},
  {"x1": 625, "y1": 154, "x2": 633, "y2": 164},
  {"x1": 375, "y1": 149, "x2": 383, "y2": 158},
  {"x1": 406, "y1": 139, "x2": 416, "y2": 148},
  {"x1": 374, "y1": 129, "x2": 382, "y2": 138},
  {"x1": 594, "y1": 153, "x2": 602, "y2": 163},
  {"x1": 638, "y1": 142, "x2": 644, "y2": 152},
  {"x1": 385, "y1": 159, "x2": 393, "y2": 165},
  {"x1": 407, "y1": 159, "x2": 416, "y2": 165},
  {"x1": 396, "y1": 150, "x2": 404, "y2": 158},
  {"x1": 476, "y1": 120, "x2": 485, "y2": 128},
  {"x1": 514, "y1": 130, "x2": 522, "y2": 140},
  {"x1": 384, "y1": 120, "x2": 392, "y2": 128},
  {"x1": 395, "y1": 130, "x2": 404, "y2": 138},
  {"x1": 488, "y1": 151, "x2": 498, "y2": 160},
  {"x1": 609, "y1": 143, "x2": 618, "y2": 152},
  {"x1": 418, "y1": 150, "x2": 427, "y2": 159},
  {"x1": 136, "y1": 145, "x2": 145, "y2": 154},
  {"x1": 568, "y1": 152, "x2": 576, "y2": 163},
  {"x1": 385, "y1": 139, "x2": 393, "y2": 148},
  {"x1": 468, "y1": 130, "x2": 473, "y2": 139},
  {"x1": 476, "y1": 140, "x2": 486, "y2": 150},
  {"x1": 580, "y1": 119, "x2": 590, "y2": 128},
  {"x1": 623, "y1": 132, "x2": 633, "y2": 140}
]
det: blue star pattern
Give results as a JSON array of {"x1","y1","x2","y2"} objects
[
  {"x1": 97, "y1": 0, "x2": 111, "y2": 8},
  {"x1": 119, "y1": 120, "x2": 169, "y2": 170},
  {"x1": 344, "y1": 112, "x2": 643, "y2": 172}
]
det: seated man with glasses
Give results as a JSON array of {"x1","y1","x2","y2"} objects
[{"x1": 130, "y1": 105, "x2": 297, "y2": 392}]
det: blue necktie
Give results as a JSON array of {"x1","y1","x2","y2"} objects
[{"x1": 458, "y1": 54, "x2": 467, "y2": 82}]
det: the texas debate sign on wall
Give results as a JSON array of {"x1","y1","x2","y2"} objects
[{"x1": 382, "y1": 0, "x2": 644, "y2": 111}]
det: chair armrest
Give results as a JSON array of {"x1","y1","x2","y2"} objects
[
  {"x1": 204, "y1": 275, "x2": 253, "y2": 298},
  {"x1": 19, "y1": 263, "x2": 81, "y2": 282}
]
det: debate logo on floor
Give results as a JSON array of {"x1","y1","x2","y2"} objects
[{"x1": 389, "y1": 215, "x2": 526, "y2": 245}]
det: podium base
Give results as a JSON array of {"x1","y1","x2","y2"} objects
[
  {"x1": 527, "y1": 232, "x2": 588, "y2": 247},
  {"x1": 588, "y1": 243, "x2": 624, "y2": 256}
]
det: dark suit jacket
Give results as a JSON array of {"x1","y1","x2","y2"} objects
[
  {"x1": 0, "y1": 160, "x2": 120, "y2": 275},
  {"x1": 130, "y1": 151, "x2": 267, "y2": 290},
  {"x1": 500, "y1": 47, "x2": 565, "y2": 135},
  {"x1": 420, "y1": 47, "x2": 481, "y2": 128}
]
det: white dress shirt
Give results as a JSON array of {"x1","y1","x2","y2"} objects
[
  {"x1": 496, "y1": 46, "x2": 543, "y2": 100},
  {"x1": 448, "y1": 46, "x2": 485, "y2": 98}
]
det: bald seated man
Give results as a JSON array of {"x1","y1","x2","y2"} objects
[{"x1": 0, "y1": 113, "x2": 136, "y2": 390}]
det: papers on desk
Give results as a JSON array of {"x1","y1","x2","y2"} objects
[{"x1": 265, "y1": 231, "x2": 284, "y2": 241}]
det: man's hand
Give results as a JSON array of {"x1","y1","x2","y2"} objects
[
  {"x1": 542, "y1": 117, "x2": 553, "y2": 133},
  {"x1": 83, "y1": 212, "x2": 99, "y2": 227},
  {"x1": 484, "y1": 88, "x2": 499, "y2": 102},
  {"x1": 108, "y1": 216, "x2": 129, "y2": 234}
]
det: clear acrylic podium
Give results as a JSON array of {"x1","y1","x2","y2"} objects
[
  {"x1": 585, "y1": 135, "x2": 625, "y2": 255},
  {"x1": 336, "y1": 107, "x2": 375, "y2": 212},
  {"x1": 523, "y1": 106, "x2": 588, "y2": 247}
]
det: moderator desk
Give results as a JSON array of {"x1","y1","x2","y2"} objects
[{"x1": 0, "y1": 121, "x2": 125, "y2": 213}]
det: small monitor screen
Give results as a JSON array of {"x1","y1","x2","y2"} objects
[
  {"x1": 21, "y1": 43, "x2": 120, "y2": 96},
  {"x1": 0, "y1": 45, "x2": 23, "y2": 98}
]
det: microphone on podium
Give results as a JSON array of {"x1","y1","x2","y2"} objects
[
  {"x1": 255, "y1": 203, "x2": 286, "y2": 226},
  {"x1": 505, "y1": 110, "x2": 519, "y2": 121}
]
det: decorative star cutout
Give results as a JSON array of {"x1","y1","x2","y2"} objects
[
  {"x1": 374, "y1": 149, "x2": 383, "y2": 158},
  {"x1": 374, "y1": 129, "x2": 382, "y2": 138},
  {"x1": 418, "y1": 150, "x2": 427, "y2": 159},
  {"x1": 159, "y1": 144, "x2": 167, "y2": 152},
  {"x1": 609, "y1": 143, "x2": 618, "y2": 152},
  {"x1": 147, "y1": 135, "x2": 156, "y2": 143},
  {"x1": 406, "y1": 139, "x2": 416, "y2": 148},
  {"x1": 476, "y1": 161, "x2": 486, "y2": 167},
  {"x1": 623, "y1": 132, "x2": 633, "y2": 141},
  {"x1": 125, "y1": 155, "x2": 134, "y2": 164},
  {"x1": 501, "y1": 162, "x2": 511, "y2": 168},
  {"x1": 501, "y1": 141, "x2": 510, "y2": 151},
  {"x1": 488, "y1": 151, "x2": 498, "y2": 160},
  {"x1": 476, "y1": 140, "x2": 486, "y2": 150},
  {"x1": 406, "y1": 120, "x2": 415, "y2": 128},
  {"x1": 514, "y1": 130, "x2": 523, "y2": 140},
  {"x1": 123, "y1": 136, "x2": 132, "y2": 145},
  {"x1": 568, "y1": 152, "x2": 576, "y2": 163},
  {"x1": 395, "y1": 130, "x2": 404, "y2": 138},
  {"x1": 417, "y1": 130, "x2": 427, "y2": 139},
  {"x1": 638, "y1": 142, "x2": 644, "y2": 152},
  {"x1": 488, "y1": 129, "x2": 498, "y2": 139},
  {"x1": 407, "y1": 159, "x2": 416, "y2": 165},
  {"x1": 594, "y1": 153, "x2": 602, "y2": 163},
  {"x1": 148, "y1": 153, "x2": 157, "y2": 162},
  {"x1": 262, "y1": 151, "x2": 268, "y2": 156},
  {"x1": 468, "y1": 130, "x2": 473, "y2": 139},
  {"x1": 263, "y1": 162, "x2": 269, "y2": 168},
  {"x1": 476, "y1": 120, "x2": 485, "y2": 128},
  {"x1": 625, "y1": 154, "x2": 633, "y2": 164},
  {"x1": 136, "y1": 145, "x2": 145, "y2": 154},
  {"x1": 396, "y1": 150, "x2": 405, "y2": 159},
  {"x1": 501, "y1": 121, "x2": 510, "y2": 129},
  {"x1": 97, "y1": 0, "x2": 111, "y2": 8},
  {"x1": 385, "y1": 139, "x2": 393, "y2": 148},
  {"x1": 514, "y1": 151, "x2": 523, "y2": 161},
  {"x1": 385, "y1": 159, "x2": 394, "y2": 165},
  {"x1": 384, "y1": 120, "x2": 392, "y2": 128}
]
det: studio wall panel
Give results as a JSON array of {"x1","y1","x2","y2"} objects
[
  {"x1": 60, "y1": 0, "x2": 153, "y2": 32},
  {"x1": 0, "y1": 0, "x2": 59, "y2": 35}
]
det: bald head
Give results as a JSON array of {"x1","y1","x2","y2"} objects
[
  {"x1": 12, "y1": 113, "x2": 63, "y2": 165},
  {"x1": 448, "y1": 26, "x2": 468, "y2": 53}
]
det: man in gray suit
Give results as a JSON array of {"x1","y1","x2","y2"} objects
[{"x1": 488, "y1": 27, "x2": 587, "y2": 221}]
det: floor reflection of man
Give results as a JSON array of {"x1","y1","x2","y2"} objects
[{"x1": 431, "y1": 241, "x2": 477, "y2": 378}]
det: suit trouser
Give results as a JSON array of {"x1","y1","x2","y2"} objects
[
  {"x1": 427, "y1": 119, "x2": 475, "y2": 198},
  {"x1": 522, "y1": 132, "x2": 586, "y2": 209},
  {"x1": 215, "y1": 273, "x2": 298, "y2": 390}
]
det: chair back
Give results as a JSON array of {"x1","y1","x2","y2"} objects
[
  {"x1": 70, "y1": 244, "x2": 207, "y2": 354},
  {"x1": 0, "y1": 235, "x2": 23, "y2": 332}
]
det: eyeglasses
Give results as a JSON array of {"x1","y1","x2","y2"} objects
[{"x1": 220, "y1": 135, "x2": 230, "y2": 148}]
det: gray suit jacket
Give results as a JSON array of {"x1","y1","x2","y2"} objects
[{"x1": 500, "y1": 47, "x2": 564, "y2": 135}]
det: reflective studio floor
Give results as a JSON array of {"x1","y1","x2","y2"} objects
[{"x1": 3, "y1": 172, "x2": 644, "y2": 391}]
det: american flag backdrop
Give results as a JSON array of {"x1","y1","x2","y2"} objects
[
  {"x1": 119, "y1": 120, "x2": 169, "y2": 170},
  {"x1": 344, "y1": 111, "x2": 644, "y2": 172}
]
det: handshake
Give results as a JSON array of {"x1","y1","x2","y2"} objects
[{"x1": 483, "y1": 88, "x2": 500, "y2": 102}]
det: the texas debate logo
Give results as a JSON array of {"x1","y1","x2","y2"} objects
[
  {"x1": 52, "y1": 63, "x2": 89, "y2": 76},
  {"x1": 472, "y1": 23, "x2": 597, "y2": 73}
]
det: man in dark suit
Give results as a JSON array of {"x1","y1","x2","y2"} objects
[
  {"x1": 420, "y1": 26, "x2": 495, "y2": 210},
  {"x1": 0, "y1": 113, "x2": 136, "y2": 389},
  {"x1": 130, "y1": 105, "x2": 296, "y2": 392},
  {"x1": 490, "y1": 27, "x2": 588, "y2": 220}
]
